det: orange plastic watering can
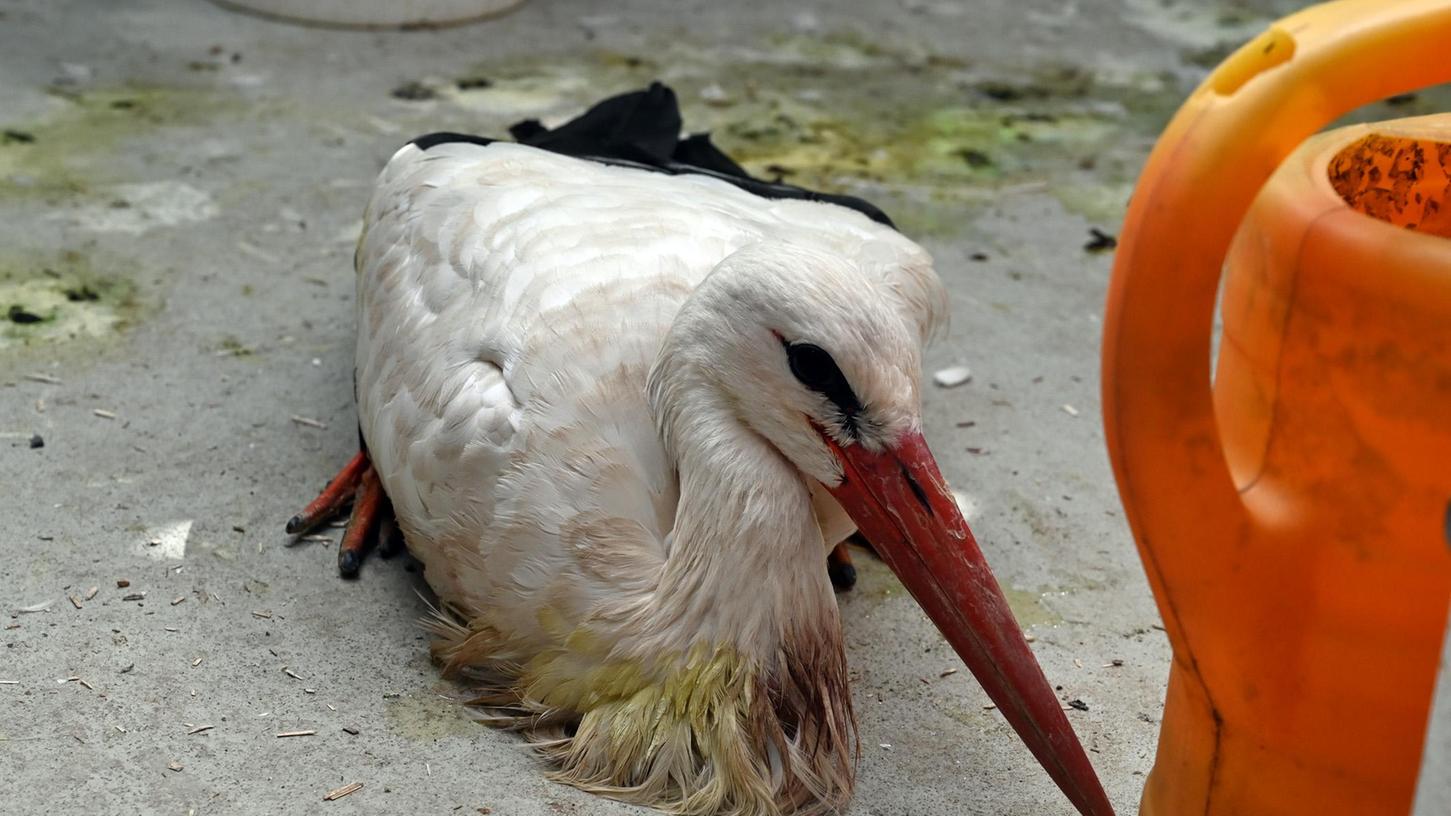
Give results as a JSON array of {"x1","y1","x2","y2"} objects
[{"x1": 1102, "y1": 1, "x2": 1451, "y2": 813}]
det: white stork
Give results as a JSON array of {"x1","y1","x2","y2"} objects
[{"x1": 289, "y1": 84, "x2": 1112, "y2": 816}]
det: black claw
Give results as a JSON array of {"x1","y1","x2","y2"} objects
[
  {"x1": 285, "y1": 514, "x2": 306, "y2": 535},
  {"x1": 338, "y1": 548, "x2": 362, "y2": 578},
  {"x1": 829, "y1": 561, "x2": 857, "y2": 592}
]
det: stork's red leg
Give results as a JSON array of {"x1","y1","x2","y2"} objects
[
  {"x1": 337, "y1": 466, "x2": 386, "y2": 577},
  {"x1": 286, "y1": 451, "x2": 368, "y2": 535},
  {"x1": 287, "y1": 450, "x2": 397, "y2": 578}
]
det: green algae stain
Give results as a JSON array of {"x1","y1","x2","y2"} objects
[
  {"x1": 385, "y1": 690, "x2": 478, "y2": 741},
  {"x1": 215, "y1": 335, "x2": 256, "y2": 358},
  {"x1": 1003, "y1": 586, "x2": 1064, "y2": 628},
  {"x1": 448, "y1": 34, "x2": 1183, "y2": 237},
  {"x1": 0, "y1": 251, "x2": 140, "y2": 350},
  {"x1": 1053, "y1": 181, "x2": 1134, "y2": 223},
  {"x1": 0, "y1": 85, "x2": 239, "y2": 200}
]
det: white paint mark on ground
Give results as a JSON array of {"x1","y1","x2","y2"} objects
[
  {"x1": 136, "y1": 520, "x2": 192, "y2": 561},
  {"x1": 62, "y1": 182, "x2": 218, "y2": 234}
]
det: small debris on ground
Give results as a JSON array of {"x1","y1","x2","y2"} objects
[
  {"x1": 342, "y1": 726, "x2": 360, "y2": 736},
  {"x1": 18, "y1": 599, "x2": 54, "y2": 613},
  {"x1": 878, "y1": 743, "x2": 892, "y2": 750},
  {"x1": 187, "y1": 724, "x2": 214, "y2": 735},
  {"x1": 1083, "y1": 227, "x2": 1118, "y2": 253},
  {"x1": 939, "y1": 668, "x2": 958, "y2": 678},
  {"x1": 1061, "y1": 404, "x2": 1080, "y2": 417},
  {"x1": 235, "y1": 240, "x2": 279, "y2": 264},
  {"x1": 28, "y1": 434, "x2": 43, "y2": 449},
  {"x1": 8, "y1": 305, "x2": 43, "y2": 324},
  {"x1": 277, "y1": 730, "x2": 316, "y2": 738},
  {"x1": 324, "y1": 782, "x2": 363, "y2": 801},
  {"x1": 290, "y1": 415, "x2": 328, "y2": 429},
  {"x1": 82, "y1": 586, "x2": 98, "y2": 601},
  {"x1": 116, "y1": 579, "x2": 130, "y2": 588},
  {"x1": 391, "y1": 81, "x2": 435, "y2": 101},
  {"x1": 92, "y1": 409, "x2": 117, "y2": 419},
  {"x1": 122, "y1": 592, "x2": 145, "y2": 602},
  {"x1": 118, "y1": 664, "x2": 134, "y2": 674},
  {"x1": 22, "y1": 373, "x2": 62, "y2": 385},
  {"x1": 1067, "y1": 699, "x2": 1090, "y2": 711},
  {"x1": 932, "y1": 366, "x2": 972, "y2": 388},
  {"x1": 167, "y1": 761, "x2": 184, "y2": 773}
]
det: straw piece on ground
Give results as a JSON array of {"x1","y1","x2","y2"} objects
[{"x1": 323, "y1": 782, "x2": 362, "y2": 801}]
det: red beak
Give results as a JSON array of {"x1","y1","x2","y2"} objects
[{"x1": 823, "y1": 428, "x2": 1115, "y2": 816}]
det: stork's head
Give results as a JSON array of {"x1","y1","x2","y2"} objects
[{"x1": 659, "y1": 240, "x2": 1114, "y2": 816}]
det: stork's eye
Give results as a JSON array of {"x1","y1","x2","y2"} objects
[
  {"x1": 786, "y1": 342, "x2": 844, "y2": 392},
  {"x1": 782, "y1": 340, "x2": 865, "y2": 438}
]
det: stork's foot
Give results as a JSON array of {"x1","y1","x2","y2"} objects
[
  {"x1": 827, "y1": 534, "x2": 880, "y2": 592},
  {"x1": 287, "y1": 451, "x2": 396, "y2": 578},
  {"x1": 828, "y1": 541, "x2": 857, "y2": 592}
]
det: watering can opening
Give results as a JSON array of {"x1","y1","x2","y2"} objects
[{"x1": 1328, "y1": 123, "x2": 1451, "y2": 239}]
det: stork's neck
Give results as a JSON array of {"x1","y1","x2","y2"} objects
[
  {"x1": 645, "y1": 387, "x2": 841, "y2": 659},
  {"x1": 628, "y1": 265, "x2": 847, "y2": 667}
]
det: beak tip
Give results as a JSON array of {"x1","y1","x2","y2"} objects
[{"x1": 824, "y1": 427, "x2": 1114, "y2": 815}]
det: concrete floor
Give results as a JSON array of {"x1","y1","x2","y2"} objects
[{"x1": 1, "y1": 1, "x2": 1445, "y2": 814}]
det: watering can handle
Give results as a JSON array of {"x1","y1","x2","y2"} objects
[{"x1": 1102, "y1": 0, "x2": 1451, "y2": 629}]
